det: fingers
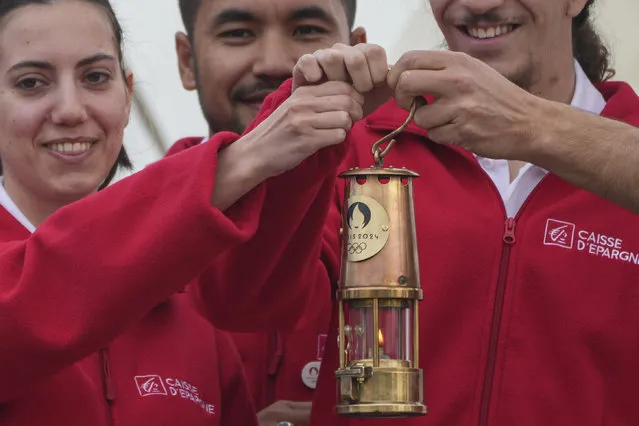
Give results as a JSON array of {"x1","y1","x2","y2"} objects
[
  {"x1": 387, "y1": 50, "x2": 482, "y2": 110},
  {"x1": 359, "y1": 44, "x2": 389, "y2": 87},
  {"x1": 334, "y1": 45, "x2": 373, "y2": 92},
  {"x1": 280, "y1": 401, "x2": 312, "y2": 425},
  {"x1": 427, "y1": 123, "x2": 459, "y2": 146},
  {"x1": 296, "y1": 81, "x2": 364, "y2": 106},
  {"x1": 289, "y1": 401, "x2": 313, "y2": 410},
  {"x1": 300, "y1": 112, "x2": 352, "y2": 149},
  {"x1": 392, "y1": 67, "x2": 480, "y2": 111},
  {"x1": 293, "y1": 43, "x2": 389, "y2": 94},
  {"x1": 333, "y1": 43, "x2": 387, "y2": 92},
  {"x1": 387, "y1": 49, "x2": 463, "y2": 89},
  {"x1": 305, "y1": 95, "x2": 363, "y2": 122},
  {"x1": 314, "y1": 45, "x2": 350, "y2": 83},
  {"x1": 292, "y1": 54, "x2": 324, "y2": 89},
  {"x1": 310, "y1": 111, "x2": 353, "y2": 131},
  {"x1": 412, "y1": 101, "x2": 457, "y2": 131},
  {"x1": 392, "y1": 70, "x2": 444, "y2": 110}
]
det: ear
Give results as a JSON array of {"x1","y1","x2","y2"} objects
[
  {"x1": 124, "y1": 70, "x2": 134, "y2": 127},
  {"x1": 350, "y1": 26, "x2": 367, "y2": 46},
  {"x1": 125, "y1": 71, "x2": 134, "y2": 92},
  {"x1": 566, "y1": 0, "x2": 589, "y2": 18},
  {"x1": 175, "y1": 31, "x2": 197, "y2": 91}
]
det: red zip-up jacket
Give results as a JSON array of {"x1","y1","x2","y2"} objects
[
  {"x1": 215, "y1": 79, "x2": 639, "y2": 426},
  {"x1": 0, "y1": 138, "x2": 260, "y2": 426},
  {"x1": 0, "y1": 113, "x2": 347, "y2": 426},
  {"x1": 166, "y1": 137, "x2": 333, "y2": 412}
]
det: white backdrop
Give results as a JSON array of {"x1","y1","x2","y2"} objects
[{"x1": 110, "y1": 0, "x2": 639, "y2": 176}]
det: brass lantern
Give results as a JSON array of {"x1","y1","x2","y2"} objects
[{"x1": 335, "y1": 100, "x2": 427, "y2": 418}]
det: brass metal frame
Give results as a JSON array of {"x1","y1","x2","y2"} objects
[{"x1": 335, "y1": 99, "x2": 427, "y2": 416}]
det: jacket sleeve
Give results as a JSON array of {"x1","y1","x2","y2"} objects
[
  {"x1": 191, "y1": 81, "x2": 351, "y2": 331},
  {"x1": 0, "y1": 136, "x2": 266, "y2": 403}
]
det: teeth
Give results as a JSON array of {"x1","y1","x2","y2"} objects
[
  {"x1": 49, "y1": 141, "x2": 93, "y2": 154},
  {"x1": 468, "y1": 25, "x2": 513, "y2": 39}
]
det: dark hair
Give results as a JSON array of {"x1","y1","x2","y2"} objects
[
  {"x1": 343, "y1": 0, "x2": 356, "y2": 29},
  {"x1": 572, "y1": 0, "x2": 615, "y2": 83},
  {"x1": 0, "y1": 0, "x2": 132, "y2": 189},
  {"x1": 179, "y1": 0, "x2": 357, "y2": 37}
]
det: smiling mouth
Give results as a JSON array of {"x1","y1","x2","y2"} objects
[
  {"x1": 460, "y1": 24, "x2": 519, "y2": 40},
  {"x1": 45, "y1": 140, "x2": 97, "y2": 155}
]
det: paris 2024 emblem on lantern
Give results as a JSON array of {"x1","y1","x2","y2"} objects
[{"x1": 346, "y1": 195, "x2": 390, "y2": 262}]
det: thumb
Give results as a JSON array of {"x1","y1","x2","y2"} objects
[
  {"x1": 292, "y1": 65, "x2": 310, "y2": 92},
  {"x1": 292, "y1": 54, "x2": 325, "y2": 91}
]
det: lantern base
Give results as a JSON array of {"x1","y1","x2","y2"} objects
[
  {"x1": 335, "y1": 361, "x2": 426, "y2": 418},
  {"x1": 335, "y1": 402, "x2": 427, "y2": 417}
]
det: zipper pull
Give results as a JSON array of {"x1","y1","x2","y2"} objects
[
  {"x1": 267, "y1": 333, "x2": 283, "y2": 376},
  {"x1": 100, "y1": 348, "x2": 116, "y2": 401},
  {"x1": 503, "y1": 218, "x2": 516, "y2": 244}
]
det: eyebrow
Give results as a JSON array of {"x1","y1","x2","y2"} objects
[
  {"x1": 211, "y1": 8, "x2": 258, "y2": 27},
  {"x1": 8, "y1": 53, "x2": 117, "y2": 73},
  {"x1": 211, "y1": 5, "x2": 338, "y2": 28},
  {"x1": 288, "y1": 6, "x2": 338, "y2": 27}
]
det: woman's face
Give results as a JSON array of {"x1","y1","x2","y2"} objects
[{"x1": 0, "y1": 0, "x2": 131, "y2": 203}]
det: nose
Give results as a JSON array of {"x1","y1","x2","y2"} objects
[
  {"x1": 459, "y1": 0, "x2": 505, "y2": 14},
  {"x1": 252, "y1": 31, "x2": 296, "y2": 80},
  {"x1": 50, "y1": 80, "x2": 88, "y2": 126}
]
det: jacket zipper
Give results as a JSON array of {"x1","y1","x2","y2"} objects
[
  {"x1": 478, "y1": 218, "x2": 516, "y2": 426},
  {"x1": 99, "y1": 347, "x2": 116, "y2": 426},
  {"x1": 368, "y1": 119, "x2": 557, "y2": 425},
  {"x1": 266, "y1": 332, "x2": 283, "y2": 406}
]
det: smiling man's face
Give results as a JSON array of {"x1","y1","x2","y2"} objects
[
  {"x1": 429, "y1": 0, "x2": 588, "y2": 90},
  {"x1": 176, "y1": 0, "x2": 363, "y2": 134}
]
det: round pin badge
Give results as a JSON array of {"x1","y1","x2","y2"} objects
[{"x1": 301, "y1": 361, "x2": 321, "y2": 389}]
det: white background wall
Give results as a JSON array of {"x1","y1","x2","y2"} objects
[{"x1": 110, "y1": 0, "x2": 639, "y2": 177}]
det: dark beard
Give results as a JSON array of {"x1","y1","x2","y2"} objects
[
  {"x1": 197, "y1": 97, "x2": 246, "y2": 136},
  {"x1": 224, "y1": 115, "x2": 247, "y2": 136},
  {"x1": 504, "y1": 50, "x2": 539, "y2": 93},
  {"x1": 190, "y1": 56, "x2": 245, "y2": 135}
]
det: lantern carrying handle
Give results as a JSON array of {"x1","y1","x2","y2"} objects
[{"x1": 371, "y1": 97, "x2": 427, "y2": 167}]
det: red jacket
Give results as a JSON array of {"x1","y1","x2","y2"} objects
[
  {"x1": 166, "y1": 137, "x2": 333, "y2": 411},
  {"x1": 238, "y1": 80, "x2": 639, "y2": 426},
  {"x1": 0, "y1": 139, "x2": 258, "y2": 425},
  {"x1": 0, "y1": 125, "x2": 345, "y2": 426}
]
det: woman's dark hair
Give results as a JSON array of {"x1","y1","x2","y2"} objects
[
  {"x1": 0, "y1": 0, "x2": 132, "y2": 189},
  {"x1": 572, "y1": 0, "x2": 615, "y2": 83}
]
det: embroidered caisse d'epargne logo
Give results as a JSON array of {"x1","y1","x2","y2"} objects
[
  {"x1": 544, "y1": 219, "x2": 576, "y2": 249},
  {"x1": 134, "y1": 375, "x2": 216, "y2": 415},
  {"x1": 543, "y1": 218, "x2": 639, "y2": 266}
]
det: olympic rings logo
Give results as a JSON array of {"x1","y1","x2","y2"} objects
[{"x1": 347, "y1": 242, "x2": 367, "y2": 254}]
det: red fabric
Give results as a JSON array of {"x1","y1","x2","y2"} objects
[
  {"x1": 0, "y1": 137, "x2": 265, "y2": 425},
  {"x1": 201, "y1": 80, "x2": 639, "y2": 425},
  {"x1": 186, "y1": 79, "x2": 346, "y2": 334},
  {"x1": 228, "y1": 326, "x2": 331, "y2": 412},
  {"x1": 165, "y1": 79, "x2": 334, "y2": 411},
  {"x1": 309, "y1": 81, "x2": 639, "y2": 426}
]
